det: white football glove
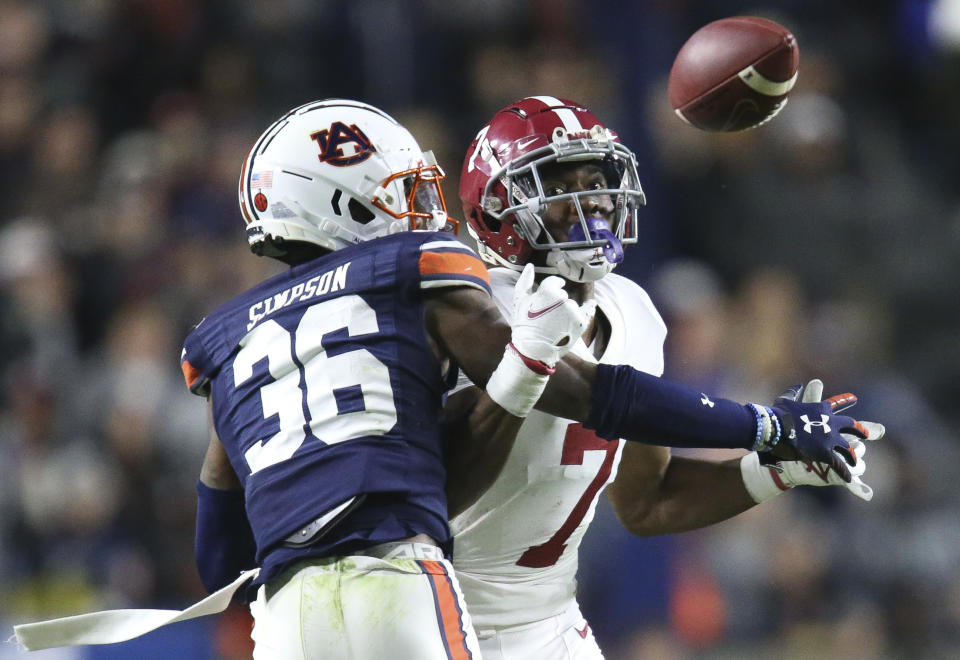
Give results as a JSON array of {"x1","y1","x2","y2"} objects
[
  {"x1": 741, "y1": 379, "x2": 885, "y2": 502},
  {"x1": 486, "y1": 263, "x2": 594, "y2": 417},
  {"x1": 509, "y1": 263, "x2": 595, "y2": 367}
]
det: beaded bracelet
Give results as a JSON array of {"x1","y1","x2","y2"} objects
[
  {"x1": 748, "y1": 403, "x2": 765, "y2": 451},
  {"x1": 768, "y1": 406, "x2": 782, "y2": 449},
  {"x1": 747, "y1": 403, "x2": 782, "y2": 452}
]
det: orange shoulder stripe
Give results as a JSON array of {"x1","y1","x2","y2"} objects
[
  {"x1": 419, "y1": 250, "x2": 490, "y2": 285},
  {"x1": 181, "y1": 359, "x2": 203, "y2": 390}
]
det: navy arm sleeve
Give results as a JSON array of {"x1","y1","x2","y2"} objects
[
  {"x1": 195, "y1": 481, "x2": 258, "y2": 594},
  {"x1": 585, "y1": 364, "x2": 756, "y2": 450}
]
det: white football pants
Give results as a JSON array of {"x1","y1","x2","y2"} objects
[
  {"x1": 249, "y1": 542, "x2": 482, "y2": 660},
  {"x1": 475, "y1": 600, "x2": 603, "y2": 660}
]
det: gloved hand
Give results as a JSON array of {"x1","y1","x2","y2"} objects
[
  {"x1": 742, "y1": 379, "x2": 885, "y2": 503},
  {"x1": 485, "y1": 263, "x2": 594, "y2": 417},
  {"x1": 509, "y1": 263, "x2": 595, "y2": 368},
  {"x1": 751, "y1": 380, "x2": 877, "y2": 482}
]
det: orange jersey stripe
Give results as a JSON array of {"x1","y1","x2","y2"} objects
[
  {"x1": 419, "y1": 250, "x2": 490, "y2": 284},
  {"x1": 420, "y1": 560, "x2": 473, "y2": 660},
  {"x1": 181, "y1": 359, "x2": 203, "y2": 390}
]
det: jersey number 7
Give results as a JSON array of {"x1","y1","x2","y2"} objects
[{"x1": 517, "y1": 424, "x2": 618, "y2": 568}]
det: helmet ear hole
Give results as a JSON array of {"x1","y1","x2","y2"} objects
[
  {"x1": 476, "y1": 209, "x2": 500, "y2": 233},
  {"x1": 348, "y1": 198, "x2": 376, "y2": 224}
]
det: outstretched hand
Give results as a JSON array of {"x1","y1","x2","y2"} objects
[{"x1": 765, "y1": 379, "x2": 885, "y2": 484}]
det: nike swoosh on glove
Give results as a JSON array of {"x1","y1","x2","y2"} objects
[
  {"x1": 509, "y1": 263, "x2": 594, "y2": 367},
  {"x1": 484, "y1": 263, "x2": 594, "y2": 418}
]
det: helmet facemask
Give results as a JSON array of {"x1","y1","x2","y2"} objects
[
  {"x1": 481, "y1": 127, "x2": 645, "y2": 282},
  {"x1": 371, "y1": 151, "x2": 458, "y2": 234}
]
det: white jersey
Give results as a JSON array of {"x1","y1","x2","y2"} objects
[{"x1": 450, "y1": 267, "x2": 666, "y2": 629}]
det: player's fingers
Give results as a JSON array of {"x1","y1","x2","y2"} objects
[
  {"x1": 827, "y1": 392, "x2": 858, "y2": 413},
  {"x1": 856, "y1": 421, "x2": 885, "y2": 441},
  {"x1": 847, "y1": 438, "x2": 867, "y2": 460},
  {"x1": 848, "y1": 456, "x2": 867, "y2": 479},
  {"x1": 846, "y1": 475, "x2": 874, "y2": 501},
  {"x1": 539, "y1": 275, "x2": 568, "y2": 297},
  {"x1": 844, "y1": 440, "x2": 867, "y2": 478},
  {"x1": 834, "y1": 415, "x2": 868, "y2": 441},
  {"x1": 777, "y1": 383, "x2": 804, "y2": 403},
  {"x1": 517, "y1": 263, "x2": 536, "y2": 297},
  {"x1": 830, "y1": 453, "x2": 853, "y2": 483},
  {"x1": 834, "y1": 438, "x2": 857, "y2": 467},
  {"x1": 801, "y1": 378, "x2": 824, "y2": 403},
  {"x1": 836, "y1": 437, "x2": 866, "y2": 463}
]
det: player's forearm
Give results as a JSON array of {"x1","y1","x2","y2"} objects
[
  {"x1": 615, "y1": 456, "x2": 757, "y2": 536},
  {"x1": 195, "y1": 481, "x2": 258, "y2": 593},
  {"x1": 539, "y1": 360, "x2": 757, "y2": 451},
  {"x1": 443, "y1": 389, "x2": 524, "y2": 518}
]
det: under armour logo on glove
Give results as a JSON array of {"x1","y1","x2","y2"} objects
[
  {"x1": 800, "y1": 414, "x2": 831, "y2": 434},
  {"x1": 700, "y1": 394, "x2": 715, "y2": 408},
  {"x1": 767, "y1": 381, "x2": 879, "y2": 483},
  {"x1": 743, "y1": 379, "x2": 886, "y2": 503}
]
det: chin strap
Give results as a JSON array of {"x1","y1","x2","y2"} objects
[{"x1": 546, "y1": 247, "x2": 615, "y2": 283}]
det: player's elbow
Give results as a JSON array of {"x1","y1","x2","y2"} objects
[
  {"x1": 609, "y1": 496, "x2": 661, "y2": 537},
  {"x1": 616, "y1": 513, "x2": 661, "y2": 537}
]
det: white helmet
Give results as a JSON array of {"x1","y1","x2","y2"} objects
[{"x1": 239, "y1": 99, "x2": 453, "y2": 261}]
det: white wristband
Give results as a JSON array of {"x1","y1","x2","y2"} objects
[
  {"x1": 485, "y1": 344, "x2": 551, "y2": 418},
  {"x1": 740, "y1": 452, "x2": 791, "y2": 503}
]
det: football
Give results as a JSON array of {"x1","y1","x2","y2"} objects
[{"x1": 668, "y1": 16, "x2": 799, "y2": 132}]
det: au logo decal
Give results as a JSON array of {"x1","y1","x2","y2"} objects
[{"x1": 311, "y1": 122, "x2": 376, "y2": 166}]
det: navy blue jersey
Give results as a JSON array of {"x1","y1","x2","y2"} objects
[{"x1": 181, "y1": 232, "x2": 490, "y2": 581}]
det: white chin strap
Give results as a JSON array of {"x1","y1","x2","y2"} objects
[{"x1": 545, "y1": 247, "x2": 617, "y2": 283}]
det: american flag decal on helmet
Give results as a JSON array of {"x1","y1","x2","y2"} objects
[{"x1": 251, "y1": 171, "x2": 273, "y2": 188}]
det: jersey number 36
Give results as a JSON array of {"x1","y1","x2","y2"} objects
[{"x1": 233, "y1": 296, "x2": 398, "y2": 474}]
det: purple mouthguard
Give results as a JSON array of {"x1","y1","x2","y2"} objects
[{"x1": 567, "y1": 217, "x2": 624, "y2": 264}]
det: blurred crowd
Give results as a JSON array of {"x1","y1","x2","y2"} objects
[{"x1": 1, "y1": 1, "x2": 958, "y2": 658}]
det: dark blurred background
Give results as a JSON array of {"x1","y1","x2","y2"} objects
[{"x1": 1, "y1": 1, "x2": 958, "y2": 658}]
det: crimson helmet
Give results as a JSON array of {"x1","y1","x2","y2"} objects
[{"x1": 459, "y1": 96, "x2": 645, "y2": 282}]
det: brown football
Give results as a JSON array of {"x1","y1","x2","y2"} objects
[{"x1": 668, "y1": 16, "x2": 799, "y2": 132}]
